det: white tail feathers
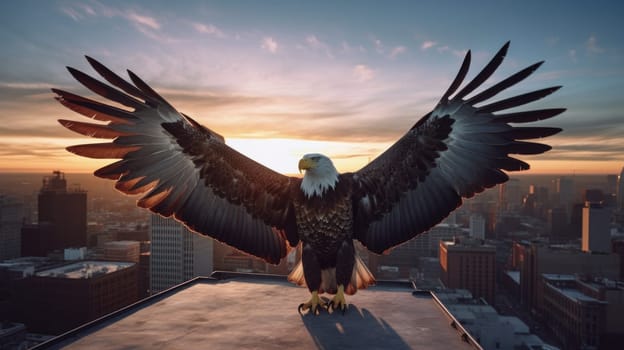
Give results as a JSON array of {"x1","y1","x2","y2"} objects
[{"x1": 287, "y1": 254, "x2": 376, "y2": 295}]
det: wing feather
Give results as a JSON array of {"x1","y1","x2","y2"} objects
[
  {"x1": 55, "y1": 57, "x2": 300, "y2": 264},
  {"x1": 352, "y1": 42, "x2": 564, "y2": 254}
]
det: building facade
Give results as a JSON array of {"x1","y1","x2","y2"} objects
[
  {"x1": 39, "y1": 171, "x2": 87, "y2": 250},
  {"x1": 0, "y1": 195, "x2": 23, "y2": 259},
  {"x1": 11, "y1": 261, "x2": 138, "y2": 334},
  {"x1": 512, "y1": 242, "x2": 621, "y2": 314},
  {"x1": 439, "y1": 238, "x2": 496, "y2": 304},
  {"x1": 149, "y1": 214, "x2": 213, "y2": 293},
  {"x1": 541, "y1": 274, "x2": 624, "y2": 349},
  {"x1": 582, "y1": 202, "x2": 611, "y2": 253}
]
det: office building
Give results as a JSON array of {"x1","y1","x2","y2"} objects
[
  {"x1": 616, "y1": 167, "x2": 624, "y2": 225},
  {"x1": 149, "y1": 214, "x2": 213, "y2": 293},
  {"x1": 103, "y1": 240, "x2": 141, "y2": 263},
  {"x1": 541, "y1": 274, "x2": 624, "y2": 349},
  {"x1": 582, "y1": 202, "x2": 611, "y2": 253},
  {"x1": 512, "y1": 242, "x2": 620, "y2": 314},
  {"x1": 498, "y1": 178, "x2": 522, "y2": 212},
  {"x1": 435, "y1": 289, "x2": 556, "y2": 349},
  {"x1": 469, "y1": 214, "x2": 485, "y2": 239},
  {"x1": 547, "y1": 207, "x2": 568, "y2": 242},
  {"x1": 21, "y1": 171, "x2": 87, "y2": 256},
  {"x1": 0, "y1": 195, "x2": 23, "y2": 259},
  {"x1": 10, "y1": 261, "x2": 138, "y2": 335},
  {"x1": 367, "y1": 223, "x2": 463, "y2": 278},
  {"x1": 439, "y1": 238, "x2": 496, "y2": 304},
  {"x1": 556, "y1": 176, "x2": 575, "y2": 209}
]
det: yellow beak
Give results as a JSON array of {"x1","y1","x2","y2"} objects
[{"x1": 298, "y1": 158, "x2": 316, "y2": 173}]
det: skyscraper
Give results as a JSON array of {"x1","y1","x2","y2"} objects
[
  {"x1": 0, "y1": 195, "x2": 23, "y2": 259},
  {"x1": 37, "y1": 171, "x2": 87, "y2": 251},
  {"x1": 582, "y1": 202, "x2": 611, "y2": 253},
  {"x1": 469, "y1": 214, "x2": 485, "y2": 239},
  {"x1": 555, "y1": 176, "x2": 574, "y2": 210},
  {"x1": 498, "y1": 178, "x2": 521, "y2": 212},
  {"x1": 617, "y1": 166, "x2": 624, "y2": 211},
  {"x1": 149, "y1": 214, "x2": 213, "y2": 293}
]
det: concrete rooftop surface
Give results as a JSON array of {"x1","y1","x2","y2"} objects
[{"x1": 35, "y1": 273, "x2": 477, "y2": 349}]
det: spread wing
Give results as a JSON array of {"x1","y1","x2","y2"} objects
[
  {"x1": 54, "y1": 56, "x2": 299, "y2": 264},
  {"x1": 352, "y1": 42, "x2": 565, "y2": 254}
]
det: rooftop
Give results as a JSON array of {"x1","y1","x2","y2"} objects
[
  {"x1": 35, "y1": 261, "x2": 134, "y2": 279},
  {"x1": 34, "y1": 273, "x2": 479, "y2": 349}
]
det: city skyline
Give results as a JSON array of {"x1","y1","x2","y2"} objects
[{"x1": 1, "y1": 1, "x2": 623, "y2": 174}]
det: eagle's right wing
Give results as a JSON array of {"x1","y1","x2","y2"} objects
[{"x1": 55, "y1": 57, "x2": 299, "y2": 264}]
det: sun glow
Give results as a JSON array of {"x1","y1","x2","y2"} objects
[{"x1": 226, "y1": 138, "x2": 390, "y2": 175}]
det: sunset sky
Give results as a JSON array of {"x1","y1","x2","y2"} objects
[{"x1": 1, "y1": 1, "x2": 623, "y2": 175}]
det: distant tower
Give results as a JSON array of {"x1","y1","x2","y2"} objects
[
  {"x1": 149, "y1": 214, "x2": 213, "y2": 294},
  {"x1": 617, "y1": 167, "x2": 624, "y2": 212},
  {"x1": 469, "y1": 214, "x2": 485, "y2": 239},
  {"x1": 499, "y1": 178, "x2": 521, "y2": 212},
  {"x1": 548, "y1": 207, "x2": 568, "y2": 242},
  {"x1": 582, "y1": 202, "x2": 610, "y2": 253},
  {"x1": 37, "y1": 171, "x2": 87, "y2": 252},
  {"x1": 556, "y1": 177, "x2": 574, "y2": 206},
  {"x1": 0, "y1": 195, "x2": 23, "y2": 259}
]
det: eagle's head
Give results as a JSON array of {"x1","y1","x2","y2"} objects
[{"x1": 298, "y1": 153, "x2": 339, "y2": 198}]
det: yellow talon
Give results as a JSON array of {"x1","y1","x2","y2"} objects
[
  {"x1": 298, "y1": 291, "x2": 325, "y2": 315},
  {"x1": 329, "y1": 284, "x2": 347, "y2": 314}
]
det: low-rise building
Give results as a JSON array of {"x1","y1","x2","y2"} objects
[
  {"x1": 541, "y1": 274, "x2": 624, "y2": 350},
  {"x1": 11, "y1": 260, "x2": 138, "y2": 335},
  {"x1": 439, "y1": 237, "x2": 496, "y2": 303}
]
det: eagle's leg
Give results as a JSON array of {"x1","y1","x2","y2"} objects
[
  {"x1": 298, "y1": 243, "x2": 326, "y2": 315},
  {"x1": 329, "y1": 240, "x2": 355, "y2": 314}
]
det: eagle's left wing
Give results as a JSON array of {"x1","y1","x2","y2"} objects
[
  {"x1": 54, "y1": 57, "x2": 300, "y2": 264},
  {"x1": 351, "y1": 42, "x2": 565, "y2": 254}
]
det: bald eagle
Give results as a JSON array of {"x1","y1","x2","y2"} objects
[{"x1": 55, "y1": 42, "x2": 564, "y2": 314}]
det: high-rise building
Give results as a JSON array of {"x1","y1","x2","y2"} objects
[
  {"x1": 37, "y1": 171, "x2": 87, "y2": 252},
  {"x1": 618, "y1": 167, "x2": 624, "y2": 211},
  {"x1": 582, "y1": 202, "x2": 611, "y2": 253},
  {"x1": 149, "y1": 214, "x2": 213, "y2": 293},
  {"x1": 439, "y1": 238, "x2": 496, "y2": 304},
  {"x1": 499, "y1": 178, "x2": 521, "y2": 212},
  {"x1": 469, "y1": 214, "x2": 485, "y2": 239},
  {"x1": 556, "y1": 177, "x2": 575, "y2": 205},
  {"x1": 0, "y1": 195, "x2": 23, "y2": 259},
  {"x1": 547, "y1": 207, "x2": 569, "y2": 242}
]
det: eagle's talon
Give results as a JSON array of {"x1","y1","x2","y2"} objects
[
  {"x1": 328, "y1": 284, "x2": 348, "y2": 314},
  {"x1": 299, "y1": 291, "x2": 324, "y2": 316},
  {"x1": 298, "y1": 303, "x2": 306, "y2": 315}
]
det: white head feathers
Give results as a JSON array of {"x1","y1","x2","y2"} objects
[{"x1": 298, "y1": 153, "x2": 339, "y2": 198}]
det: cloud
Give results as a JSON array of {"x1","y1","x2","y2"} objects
[
  {"x1": 126, "y1": 11, "x2": 160, "y2": 30},
  {"x1": 59, "y1": 2, "x2": 169, "y2": 41},
  {"x1": 261, "y1": 37, "x2": 278, "y2": 53},
  {"x1": 192, "y1": 22, "x2": 225, "y2": 37},
  {"x1": 586, "y1": 35, "x2": 604, "y2": 54},
  {"x1": 421, "y1": 40, "x2": 437, "y2": 50},
  {"x1": 371, "y1": 37, "x2": 384, "y2": 54},
  {"x1": 569, "y1": 49, "x2": 578, "y2": 62},
  {"x1": 306, "y1": 35, "x2": 333, "y2": 58},
  {"x1": 353, "y1": 64, "x2": 374, "y2": 82},
  {"x1": 389, "y1": 46, "x2": 406, "y2": 59}
]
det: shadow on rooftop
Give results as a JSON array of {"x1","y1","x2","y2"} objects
[{"x1": 302, "y1": 305, "x2": 410, "y2": 350}]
